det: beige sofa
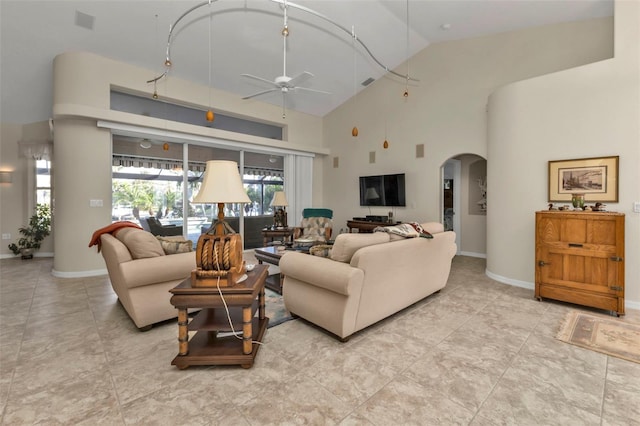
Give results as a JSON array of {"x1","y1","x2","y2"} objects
[
  {"x1": 279, "y1": 222, "x2": 457, "y2": 340},
  {"x1": 99, "y1": 228, "x2": 196, "y2": 330}
]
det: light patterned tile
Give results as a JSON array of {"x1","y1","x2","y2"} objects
[
  {"x1": 2, "y1": 369, "x2": 119, "y2": 425},
  {"x1": 477, "y1": 362, "x2": 602, "y2": 425},
  {"x1": 240, "y1": 374, "x2": 351, "y2": 425},
  {"x1": 306, "y1": 351, "x2": 397, "y2": 406},
  {"x1": 354, "y1": 376, "x2": 474, "y2": 425},
  {"x1": 603, "y1": 357, "x2": 640, "y2": 424}
]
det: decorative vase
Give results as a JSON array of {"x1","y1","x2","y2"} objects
[{"x1": 571, "y1": 193, "x2": 585, "y2": 209}]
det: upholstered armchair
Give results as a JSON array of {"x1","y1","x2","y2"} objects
[
  {"x1": 144, "y1": 217, "x2": 183, "y2": 237},
  {"x1": 293, "y1": 208, "x2": 333, "y2": 242}
]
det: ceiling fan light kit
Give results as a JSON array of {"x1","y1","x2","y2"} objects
[{"x1": 147, "y1": 0, "x2": 417, "y2": 119}]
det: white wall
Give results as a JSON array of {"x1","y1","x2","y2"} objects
[
  {"x1": 487, "y1": 0, "x2": 640, "y2": 308},
  {"x1": 323, "y1": 16, "x2": 614, "y2": 255}
]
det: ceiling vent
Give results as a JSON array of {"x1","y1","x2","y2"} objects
[
  {"x1": 75, "y1": 10, "x2": 95, "y2": 31},
  {"x1": 361, "y1": 77, "x2": 375, "y2": 87}
]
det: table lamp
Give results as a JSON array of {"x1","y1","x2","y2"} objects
[
  {"x1": 365, "y1": 187, "x2": 380, "y2": 203},
  {"x1": 270, "y1": 191, "x2": 288, "y2": 228},
  {"x1": 191, "y1": 160, "x2": 250, "y2": 287}
]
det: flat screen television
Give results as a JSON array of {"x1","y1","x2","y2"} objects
[{"x1": 359, "y1": 173, "x2": 406, "y2": 207}]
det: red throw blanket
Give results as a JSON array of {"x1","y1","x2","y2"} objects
[{"x1": 88, "y1": 221, "x2": 142, "y2": 252}]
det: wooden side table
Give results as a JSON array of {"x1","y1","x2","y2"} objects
[
  {"x1": 261, "y1": 227, "x2": 293, "y2": 246},
  {"x1": 168, "y1": 265, "x2": 269, "y2": 369},
  {"x1": 346, "y1": 219, "x2": 394, "y2": 233}
]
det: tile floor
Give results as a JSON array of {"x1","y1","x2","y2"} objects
[{"x1": 1, "y1": 255, "x2": 639, "y2": 425}]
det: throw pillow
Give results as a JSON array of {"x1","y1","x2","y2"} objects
[
  {"x1": 114, "y1": 227, "x2": 165, "y2": 259},
  {"x1": 156, "y1": 236, "x2": 194, "y2": 255},
  {"x1": 309, "y1": 244, "x2": 332, "y2": 258},
  {"x1": 374, "y1": 222, "x2": 433, "y2": 239}
]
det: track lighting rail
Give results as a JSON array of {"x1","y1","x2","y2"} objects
[{"x1": 147, "y1": 0, "x2": 418, "y2": 86}]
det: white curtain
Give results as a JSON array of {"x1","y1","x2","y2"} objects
[
  {"x1": 19, "y1": 140, "x2": 53, "y2": 160},
  {"x1": 283, "y1": 154, "x2": 313, "y2": 227}
]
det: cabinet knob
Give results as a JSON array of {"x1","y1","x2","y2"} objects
[{"x1": 538, "y1": 260, "x2": 550, "y2": 267}]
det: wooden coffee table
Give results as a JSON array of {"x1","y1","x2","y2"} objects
[{"x1": 254, "y1": 246, "x2": 287, "y2": 294}]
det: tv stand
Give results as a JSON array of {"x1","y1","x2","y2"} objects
[{"x1": 347, "y1": 219, "x2": 394, "y2": 233}]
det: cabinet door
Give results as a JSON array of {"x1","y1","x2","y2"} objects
[{"x1": 536, "y1": 215, "x2": 622, "y2": 296}]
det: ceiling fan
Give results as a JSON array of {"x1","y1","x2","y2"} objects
[{"x1": 241, "y1": 1, "x2": 330, "y2": 113}]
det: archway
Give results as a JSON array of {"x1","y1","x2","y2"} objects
[{"x1": 441, "y1": 154, "x2": 487, "y2": 258}]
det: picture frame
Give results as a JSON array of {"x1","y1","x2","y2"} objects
[{"x1": 548, "y1": 156, "x2": 618, "y2": 203}]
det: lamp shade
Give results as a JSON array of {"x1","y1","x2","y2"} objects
[
  {"x1": 270, "y1": 191, "x2": 288, "y2": 207},
  {"x1": 192, "y1": 160, "x2": 250, "y2": 204},
  {"x1": 365, "y1": 187, "x2": 380, "y2": 200}
]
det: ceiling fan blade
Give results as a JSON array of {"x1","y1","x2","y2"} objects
[
  {"x1": 242, "y1": 88, "x2": 280, "y2": 100},
  {"x1": 240, "y1": 73, "x2": 278, "y2": 87},
  {"x1": 287, "y1": 71, "x2": 314, "y2": 87},
  {"x1": 294, "y1": 86, "x2": 332, "y2": 95}
]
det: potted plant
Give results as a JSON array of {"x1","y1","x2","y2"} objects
[{"x1": 8, "y1": 204, "x2": 51, "y2": 259}]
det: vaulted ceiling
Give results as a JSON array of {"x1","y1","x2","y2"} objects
[{"x1": 0, "y1": 0, "x2": 613, "y2": 125}]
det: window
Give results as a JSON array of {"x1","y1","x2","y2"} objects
[
  {"x1": 111, "y1": 145, "x2": 285, "y2": 248},
  {"x1": 35, "y1": 159, "x2": 52, "y2": 208},
  {"x1": 244, "y1": 174, "x2": 283, "y2": 216}
]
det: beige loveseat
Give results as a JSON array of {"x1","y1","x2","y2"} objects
[
  {"x1": 279, "y1": 222, "x2": 456, "y2": 340},
  {"x1": 99, "y1": 228, "x2": 196, "y2": 330}
]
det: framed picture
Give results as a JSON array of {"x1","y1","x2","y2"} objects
[{"x1": 548, "y1": 156, "x2": 619, "y2": 203}]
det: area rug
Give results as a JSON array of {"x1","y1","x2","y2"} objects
[
  {"x1": 556, "y1": 311, "x2": 640, "y2": 364},
  {"x1": 265, "y1": 289, "x2": 295, "y2": 328}
]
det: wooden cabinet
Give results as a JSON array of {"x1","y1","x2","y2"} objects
[{"x1": 535, "y1": 211, "x2": 625, "y2": 316}]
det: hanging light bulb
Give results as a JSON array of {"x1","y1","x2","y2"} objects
[
  {"x1": 282, "y1": 25, "x2": 289, "y2": 37},
  {"x1": 404, "y1": 0, "x2": 410, "y2": 98},
  {"x1": 164, "y1": 58, "x2": 172, "y2": 67},
  {"x1": 163, "y1": 142, "x2": 169, "y2": 151},
  {"x1": 352, "y1": 127, "x2": 359, "y2": 137},
  {"x1": 205, "y1": 4, "x2": 215, "y2": 123},
  {"x1": 383, "y1": 140, "x2": 389, "y2": 149}
]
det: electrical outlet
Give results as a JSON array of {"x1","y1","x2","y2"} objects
[
  {"x1": 89, "y1": 199, "x2": 103, "y2": 207},
  {"x1": 2, "y1": 233, "x2": 10, "y2": 240}
]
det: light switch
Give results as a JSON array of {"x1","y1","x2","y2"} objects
[
  {"x1": 89, "y1": 199, "x2": 103, "y2": 207},
  {"x1": 633, "y1": 202, "x2": 640, "y2": 213}
]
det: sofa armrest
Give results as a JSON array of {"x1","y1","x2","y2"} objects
[
  {"x1": 279, "y1": 252, "x2": 364, "y2": 296},
  {"x1": 118, "y1": 252, "x2": 196, "y2": 289}
]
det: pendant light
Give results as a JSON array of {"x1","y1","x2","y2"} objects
[
  {"x1": 205, "y1": 3, "x2": 215, "y2": 122},
  {"x1": 351, "y1": 25, "x2": 358, "y2": 138},
  {"x1": 403, "y1": 0, "x2": 410, "y2": 98}
]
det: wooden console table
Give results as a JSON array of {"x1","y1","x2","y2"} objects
[
  {"x1": 346, "y1": 219, "x2": 394, "y2": 233},
  {"x1": 169, "y1": 265, "x2": 269, "y2": 369}
]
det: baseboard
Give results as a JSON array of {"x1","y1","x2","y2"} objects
[
  {"x1": 0, "y1": 252, "x2": 53, "y2": 260},
  {"x1": 485, "y1": 268, "x2": 534, "y2": 290},
  {"x1": 51, "y1": 268, "x2": 107, "y2": 278},
  {"x1": 459, "y1": 251, "x2": 486, "y2": 259},
  {"x1": 485, "y1": 268, "x2": 640, "y2": 311}
]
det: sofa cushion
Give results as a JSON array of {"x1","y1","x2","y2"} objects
[
  {"x1": 156, "y1": 236, "x2": 194, "y2": 255},
  {"x1": 115, "y1": 227, "x2": 165, "y2": 259},
  {"x1": 420, "y1": 222, "x2": 444, "y2": 234},
  {"x1": 330, "y1": 232, "x2": 390, "y2": 263}
]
